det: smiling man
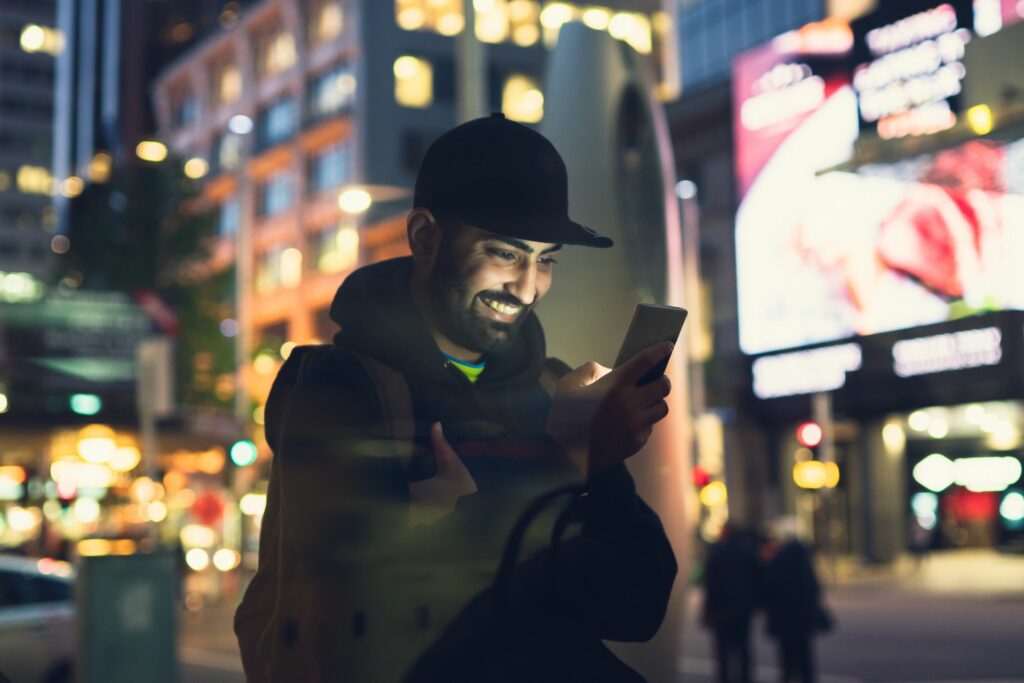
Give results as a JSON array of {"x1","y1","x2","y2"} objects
[{"x1": 236, "y1": 113, "x2": 678, "y2": 682}]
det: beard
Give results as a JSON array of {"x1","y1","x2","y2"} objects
[{"x1": 427, "y1": 241, "x2": 531, "y2": 355}]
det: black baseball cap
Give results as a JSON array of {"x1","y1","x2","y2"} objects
[{"x1": 413, "y1": 112, "x2": 613, "y2": 248}]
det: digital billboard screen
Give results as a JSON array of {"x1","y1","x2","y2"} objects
[{"x1": 734, "y1": 5, "x2": 1024, "y2": 357}]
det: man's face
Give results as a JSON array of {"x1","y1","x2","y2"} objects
[{"x1": 428, "y1": 223, "x2": 561, "y2": 354}]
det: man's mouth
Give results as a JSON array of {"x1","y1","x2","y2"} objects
[{"x1": 477, "y1": 294, "x2": 523, "y2": 321}]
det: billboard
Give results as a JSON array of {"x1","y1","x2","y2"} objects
[{"x1": 734, "y1": 4, "x2": 1024, "y2": 357}]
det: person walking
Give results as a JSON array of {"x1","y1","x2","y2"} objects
[
  {"x1": 763, "y1": 538, "x2": 832, "y2": 683},
  {"x1": 234, "y1": 113, "x2": 679, "y2": 682},
  {"x1": 701, "y1": 523, "x2": 763, "y2": 683}
]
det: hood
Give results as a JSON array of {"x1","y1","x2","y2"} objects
[{"x1": 328, "y1": 257, "x2": 547, "y2": 390}]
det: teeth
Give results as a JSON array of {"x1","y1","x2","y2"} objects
[{"x1": 482, "y1": 297, "x2": 521, "y2": 316}]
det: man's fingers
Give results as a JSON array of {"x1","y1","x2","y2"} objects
[
  {"x1": 633, "y1": 375, "x2": 671, "y2": 407},
  {"x1": 637, "y1": 400, "x2": 670, "y2": 427},
  {"x1": 615, "y1": 342, "x2": 674, "y2": 386}
]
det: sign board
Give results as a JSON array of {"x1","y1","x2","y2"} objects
[{"x1": 77, "y1": 552, "x2": 178, "y2": 683}]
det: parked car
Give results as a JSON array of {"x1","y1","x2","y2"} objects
[{"x1": 0, "y1": 554, "x2": 74, "y2": 683}]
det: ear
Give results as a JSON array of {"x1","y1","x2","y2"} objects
[{"x1": 407, "y1": 208, "x2": 443, "y2": 266}]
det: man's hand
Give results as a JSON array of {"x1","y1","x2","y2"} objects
[
  {"x1": 546, "y1": 342, "x2": 673, "y2": 476},
  {"x1": 408, "y1": 422, "x2": 478, "y2": 528}
]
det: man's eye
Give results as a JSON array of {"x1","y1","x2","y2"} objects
[
  {"x1": 539, "y1": 256, "x2": 558, "y2": 267},
  {"x1": 488, "y1": 248, "x2": 516, "y2": 262}
]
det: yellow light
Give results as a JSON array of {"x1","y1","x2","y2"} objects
[
  {"x1": 927, "y1": 417, "x2": 949, "y2": 439},
  {"x1": 824, "y1": 462, "x2": 840, "y2": 488},
  {"x1": 163, "y1": 469, "x2": 187, "y2": 494},
  {"x1": 280, "y1": 247, "x2": 303, "y2": 288},
  {"x1": 136, "y1": 140, "x2": 168, "y2": 163},
  {"x1": 171, "y1": 488, "x2": 197, "y2": 508},
  {"x1": 503, "y1": 74, "x2": 544, "y2": 123},
  {"x1": 966, "y1": 104, "x2": 993, "y2": 136},
  {"x1": 185, "y1": 548, "x2": 210, "y2": 571},
  {"x1": 7, "y1": 506, "x2": 41, "y2": 532},
  {"x1": 73, "y1": 497, "x2": 101, "y2": 524},
  {"x1": 89, "y1": 152, "x2": 112, "y2": 183},
  {"x1": 78, "y1": 435, "x2": 116, "y2": 464},
  {"x1": 908, "y1": 410, "x2": 930, "y2": 432},
  {"x1": 50, "y1": 460, "x2": 114, "y2": 489},
  {"x1": 793, "y1": 461, "x2": 828, "y2": 489},
  {"x1": 131, "y1": 476, "x2": 158, "y2": 502},
  {"x1": 0, "y1": 392, "x2": 7, "y2": 414},
  {"x1": 240, "y1": 493, "x2": 267, "y2": 517},
  {"x1": 253, "y1": 404, "x2": 266, "y2": 425},
  {"x1": 17, "y1": 165, "x2": 54, "y2": 195},
  {"x1": 77, "y1": 539, "x2": 116, "y2": 556},
  {"x1": 609, "y1": 12, "x2": 651, "y2": 53},
  {"x1": 397, "y1": 7, "x2": 427, "y2": 30},
  {"x1": 184, "y1": 157, "x2": 208, "y2": 179},
  {"x1": 436, "y1": 12, "x2": 465, "y2": 36},
  {"x1": 146, "y1": 500, "x2": 168, "y2": 523},
  {"x1": 213, "y1": 548, "x2": 241, "y2": 572},
  {"x1": 394, "y1": 55, "x2": 420, "y2": 80},
  {"x1": 393, "y1": 55, "x2": 433, "y2": 108},
  {"x1": 582, "y1": 8, "x2": 610, "y2": 30},
  {"x1": 60, "y1": 176, "x2": 84, "y2": 198},
  {"x1": 20, "y1": 24, "x2": 45, "y2": 52},
  {"x1": 317, "y1": 2, "x2": 344, "y2": 41},
  {"x1": 280, "y1": 341, "x2": 297, "y2": 359},
  {"x1": 181, "y1": 524, "x2": 217, "y2": 548},
  {"x1": 512, "y1": 23, "x2": 540, "y2": 45},
  {"x1": 0, "y1": 466, "x2": 27, "y2": 484},
  {"x1": 338, "y1": 188, "x2": 373, "y2": 213},
  {"x1": 699, "y1": 480, "x2": 727, "y2": 507},
  {"x1": 253, "y1": 352, "x2": 277, "y2": 375},
  {"x1": 540, "y1": 3, "x2": 574, "y2": 29},
  {"x1": 197, "y1": 448, "x2": 226, "y2": 475},
  {"x1": 474, "y1": 0, "x2": 496, "y2": 11},
  {"x1": 509, "y1": 0, "x2": 536, "y2": 21},
  {"x1": 109, "y1": 446, "x2": 141, "y2": 472}
]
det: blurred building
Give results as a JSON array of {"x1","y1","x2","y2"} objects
[
  {"x1": 0, "y1": 0, "x2": 58, "y2": 279},
  {"x1": 152, "y1": 0, "x2": 676, "y2": 437},
  {"x1": 671, "y1": 0, "x2": 1024, "y2": 564}
]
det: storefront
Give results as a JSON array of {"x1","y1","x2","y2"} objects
[{"x1": 732, "y1": 1, "x2": 1024, "y2": 561}]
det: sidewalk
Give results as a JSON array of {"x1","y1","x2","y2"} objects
[{"x1": 819, "y1": 548, "x2": 1024, "y2": 595}]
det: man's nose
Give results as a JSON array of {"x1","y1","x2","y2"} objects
[{"x1": 506, "y1": 264, "x2": 537, "y2": 306}]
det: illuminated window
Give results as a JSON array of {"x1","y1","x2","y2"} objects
[
  {"x1": 218, "y1": 198, "x2": 240, "y2": 236},
  {"x1": 259, "y1": 171, "x2": 295, "y2": 216},
  {"x1": 257, "y1": 97, "x2": 297, "y2": 150},
  {"x1": 309, "y1": 63, "x2": 356, "y2": 120},
  {"x1": 608, "y1": 11, "x2": 651, "y2": 54},
  {"x1": 509, "y1": 0, "x2": 541, "y2": 45},
  {"x1": 216, "y1": 64, "x2": 242, "y2": 106},
  {"x1": 311, "y1": 0, "x2": 344, "y2": 43},
  {"x1": 280, "y1": 247, "x2": 303, "y2": 288},
  {"x1": 261, "y1": 30, "x2": 296, "y2": 76},
  {"x1": 539, "y1": 2, "x2": 576, "y2": 45},
  {"x1": 476, "y1": 0, "x2": 510, "y2": 43},
  {"x1": 215, "y1": 132, "x2": 243, "y2": 172},
  {"x1": 256, "y1": 247, "x2": 284, "y2": 293},
  {"x1": 502, "y1": 74, "x2": 543, "y2": 123},
  {"x1": 317, "y1": 224, "x2": 360, "y2": 273},
  {"x1": 394, "y1": 55, "x2": 433, "y2": 108},
  {"x1": 395, "y1": 0, "x2": 465, "y2": 36},
  {"x1": 309, "y1": 142, "x2": 354, "y2": 193}
]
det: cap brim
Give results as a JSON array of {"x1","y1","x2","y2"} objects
[{"x1": 465, "y1": 213, "x2": 614, "y2": 249}]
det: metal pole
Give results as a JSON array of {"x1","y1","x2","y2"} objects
[{"x1": 456, "y1": 0, "x2": 486, "y2": 122}]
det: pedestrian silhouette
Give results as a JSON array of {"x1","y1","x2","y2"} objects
[
  {"x1": 763, "y1": 538, "x2": 833, "y2": 683},
  {"x1": 701, "y1": 523, "x2": 763, "y2": 683}
]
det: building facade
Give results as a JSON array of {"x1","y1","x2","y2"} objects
[{"x1": 0, "y1": 0, "x2": 58, "y2": 279}]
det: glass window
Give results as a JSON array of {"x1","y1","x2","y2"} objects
[
  {"x1": 309, "y1": 63, "x2": 356, "y2": 120},
  {"x1": 395, "y1": 0, "x2": 465, "y2": 36},
  {"x1": 256, "y1": 247, "x2": 285, "y2": 293},
  {"x1": 174, "y1": 95, "x2": 199, "y2": 127},
  {"x1": 218, "y1": 197, "x2": 240, "y2": 236},
  {"x1": 310, "y1": 0, "x2": 344, "y2": 43},
  {"x1": 261, "y1": 29, "x2": 296, "y2": 76},
  {"x1": 215, "y1": 132, "x2": 243, "y2": 173},
  {"x1": 22, "y1": 575, "x2": 71, "y2": 603},
  {"x1": 258, "y1": 97, "x2": 297, "y2": 150},
  {"x1": 259, "y1": 172, "x2": 295, "y2": 216},
  {"x1": 216, "y1": 63, "x2": 242, "y2": 106},
  {"x1": 309, "y1": 142, "x2": 354, "y2": 193},
  {"x1": 394, "y1": 55, "x2": 433, "y2": 108},
  {"x1": 317, "y1": 224, "x2": 360, "y2": 274},
  {"x1": 502, "y1": 73, "x2": 543, "y2": 123},
  {"x1": 0, "y1": 570, "x2": 23, "y2": 607}
]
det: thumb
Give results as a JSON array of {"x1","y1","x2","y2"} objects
[{"x1": 564, "y1": 361, "x2": 611, "y2": 389}]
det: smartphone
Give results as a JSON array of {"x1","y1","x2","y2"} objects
[{"x1": 614, "y1": 304, "x2": 688, "y2": 385}]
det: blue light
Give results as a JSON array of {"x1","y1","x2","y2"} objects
[
  {"x1": 230, "y1": 440, "x2": 258, "y2": 467},
  {"x1": 69, "y1": 393, "x2": 102, "y2": 416}
]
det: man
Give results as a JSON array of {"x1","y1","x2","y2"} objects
[{"x1": 236, "y1": 113, "x2": 677, "y2": 682}]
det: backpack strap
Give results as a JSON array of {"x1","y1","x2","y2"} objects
[{"x1": 346, "y1": 348, "x2": 417, "y2": 476}]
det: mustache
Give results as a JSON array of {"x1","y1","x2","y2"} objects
[{"x1": 477, "y1": 291, "x2": 529, "y2": 309}]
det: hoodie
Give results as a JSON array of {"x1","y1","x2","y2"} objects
[{"x1": 236, "y1": 257, "x2": 677, "y2": 683}]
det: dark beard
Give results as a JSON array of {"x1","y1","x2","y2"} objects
[{"x1": 428, "y1": 244, "x2": 531, "y2": 355}]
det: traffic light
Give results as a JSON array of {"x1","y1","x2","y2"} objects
[
  {"x1": 796, "y1": 421, "x2": 823, "y2": 449},
  {"x1": 230, "y1": 439, "x2": 258, "y2": 467}
]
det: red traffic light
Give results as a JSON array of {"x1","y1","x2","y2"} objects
[{"x1": 796, "y1": 421, "x2": 823, "y2": 448}]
